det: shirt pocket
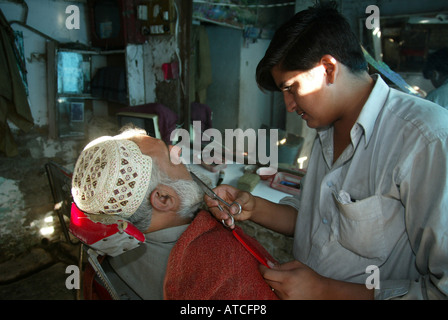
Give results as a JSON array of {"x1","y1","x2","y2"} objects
[{"x1": 334, "y1": 194, "x2": 387, "y2": 261}]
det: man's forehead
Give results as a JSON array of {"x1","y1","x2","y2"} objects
[
  {"x1": 135, "y1": 135, "x2": 168, "y2": 155},
  {"x1": 271, "y1": 67, "x2": 300, "y2": 88}
]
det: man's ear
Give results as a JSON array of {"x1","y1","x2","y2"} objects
[
  {"x1": 320, "y1": 54, "x2": 338, "y2": 85},
  {"x1": 149, "y1": 185, "x2": 179, "y2": 212}
]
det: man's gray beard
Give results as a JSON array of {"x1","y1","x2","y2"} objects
[{"x1": 185, "y1": 164, "x2": 214, "y2": 188}]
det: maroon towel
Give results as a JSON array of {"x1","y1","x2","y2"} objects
[{"x1": 163, "y1": 210, "x2": 278, "y2": 300}]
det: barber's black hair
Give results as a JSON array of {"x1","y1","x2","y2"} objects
[
  {"x1": 423, "y1": 47, "x2": 448, "y2": 79},
  {"x1": 256, "y1": 1, "x2": 368, "y2": 91}
]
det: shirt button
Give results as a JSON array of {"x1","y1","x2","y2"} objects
[{"x1": 322, "y1": 218, "x2": 328, "y2": 224}]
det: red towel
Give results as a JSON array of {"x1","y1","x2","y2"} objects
[{"x1": 163, "y1": 210, "x2": 279, "y2": 300}]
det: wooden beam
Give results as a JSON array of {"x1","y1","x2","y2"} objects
[
  {"x1": 179, "y1": 0, "x2": 192, "y2": 132},
  {"x1": 46, "y1": 41, "x2": 57, "y2": 139}
]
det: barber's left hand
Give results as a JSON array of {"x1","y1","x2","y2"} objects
[
  {"x1": 204, "y1": 184, "x2": 255, "y2": 228},
  {"x1": 259, "y1": 260, "x2": 327, "y2": 300}
]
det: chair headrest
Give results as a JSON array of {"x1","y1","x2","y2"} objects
[{"x1": 69, "y1": 203, "x2": 145, "y2": 257}]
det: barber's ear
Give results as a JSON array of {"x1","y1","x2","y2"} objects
[
  {"x1": 320, "y1": 55, "x2": 338, "y2": 85},
  {"x1": 149, "y1": 185, "x2": 179, "y2": 212},
  {"x1": 433, "y1": 70, "x2": 440, "y2": 81}
]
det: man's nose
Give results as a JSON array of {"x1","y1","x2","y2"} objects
[{"x1": 283, "y1": 93, "x2": 297, "y2": 113}]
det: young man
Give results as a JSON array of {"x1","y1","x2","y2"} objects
[
  {"x1": 71, "y1": 127, "x2": 277, "y2": 300},
  {"x1": 206, "y1": 3, "x2": 448, "y2": 299}
]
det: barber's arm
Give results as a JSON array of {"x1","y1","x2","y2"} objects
[
  {"x1": 205, "y1": 184, "x2": 298, "y2": 236},
  {"x1": 384, "y1": 139, "x2": 448, "y2": 300}
]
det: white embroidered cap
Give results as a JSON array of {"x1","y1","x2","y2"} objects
[{"x1": 71, "y1": 136, "x2": 152, "y2": 218}]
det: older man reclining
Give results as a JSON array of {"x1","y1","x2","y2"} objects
[{"x1": 71, "y1": 126, "x2": 278, "y2": 300}]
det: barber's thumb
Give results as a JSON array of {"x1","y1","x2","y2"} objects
[
  {"x1": 232, "y1": 192, "x2": 252, "y2": 211},
  {"x1": 259, "y1": 261, "x2": 300, "y2": 274},
  {"x1": 229, "y1": 202, "x2": 241, "y2": 215},
  {"x1": 276, "y1": 260, "x2": 304, "y2": 271}
]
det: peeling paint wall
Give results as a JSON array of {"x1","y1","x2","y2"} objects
[
  {"x1": 0, "y1": 178, "x2": 26, "y2": 241},
  {"x1": 26, "y1": 136, "x2": 80, "y2": 164},
  {"x1": 126, "y1": 38, "x2": 181, "y2": 109},
  {"x1": 141, "y1": 37, "x2": 181, "y2": 114}
]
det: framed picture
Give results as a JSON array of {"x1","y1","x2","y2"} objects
[{"x1": 70, "y1": 102, "x2": 84, "y2": 122}]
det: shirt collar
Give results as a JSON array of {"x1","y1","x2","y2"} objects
[
  {"x1": 145, "y1": 223, "x2": 189, "y2": 244},
  {"x1": 316, "y1": 74, "x2": 390, "y2": 167},
  {"x1": 356, "y1": 74, "x2": 390, "y2": 147}
]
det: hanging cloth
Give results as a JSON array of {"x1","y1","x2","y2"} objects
[
  {"x1": 0, "y1": 9, "x2": 34, "y2": 157},
  {"x1": 190, "y1": 25, "x2": 212, "y2": 104}
]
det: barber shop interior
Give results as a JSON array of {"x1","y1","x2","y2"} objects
[{"x1": 1, "y1": 0, "x2": 447, "y2": 301}]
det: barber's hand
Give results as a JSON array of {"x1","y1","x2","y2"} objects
[
  {"x1": 259, "y1": 260, "x2": 327, "y2": 300},
  {"x1": 259, "y1": 260, "x2": 374, "y2": 300},
  {"x1": 204, "y1": 184, "x2": 255, "y2": 229}
]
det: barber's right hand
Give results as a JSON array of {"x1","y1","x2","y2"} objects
[{"x1": 204, "y1": 184, "x2": 256, "y2": 229}]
